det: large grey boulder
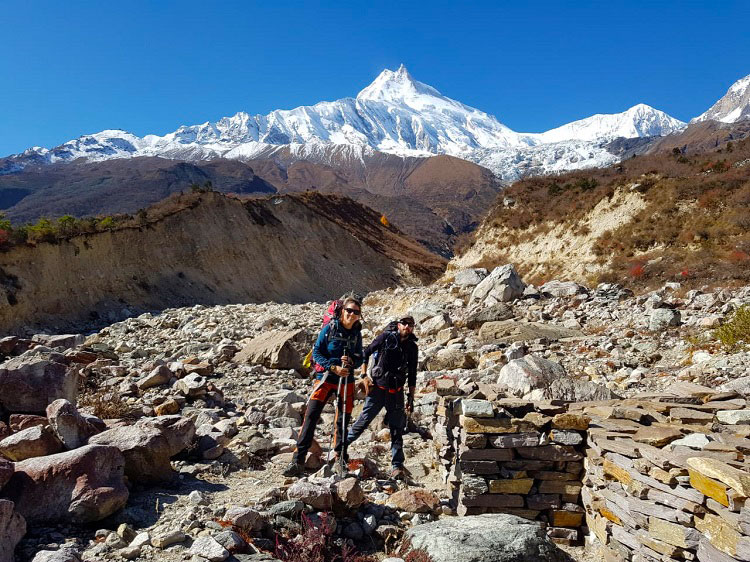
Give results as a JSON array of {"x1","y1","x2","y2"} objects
[
  {"x1": 399, "y1": 513, "x2": 572, "y2": 562},
  {"x1": 31, "y1": 334, "x2": 84, "y2": 350},
  {"x1": 479, "y1": 320, "x2": 583, "y2": 344},
  {"x1": 0, "y1": 500, "x2": 26, "y2": 562},
  {"x1": 425, "y1": 348, "x2": 476, "y2": 371},
  {"x1": 496, "y1": 355, "x2": 614, "y2": 401},
  {"x1": 2, "y1": 444, "x2": 128, "y2": 524},
  {"x1": 30, "y1": 546, "x2": 82, "y2": 562},
  {"x1": 453, "y1": 268, "x2": 488, "y2": 288},
  {"x1": 46, "y1": 399, "x2": 103, "y2": 450},
  {"x1": 539, "y1": 281, "x2": 587, "y2": 298},
  {"x1": 0, "y1": 425, "x2": 63, "y2": 461},
  {"x1": 465, "y1": 303, "x2": 514, "y2": 329},
  {"x1": 469, "y1": 265, "x2": 526, "y2": 307},
  {"x1": 408, "y1": 302, "x2": 446, "y2": 324},
  {"x1": 89, "y1": 415, "x2": 195, "y2": 483},
  {"x1": 234, "y1": 329, "x2": 309, "y2": 370},
  {"x1": 0, "y1": 357, "x2": 77, "y2": 414},
  {"x1": 649, "y1": 308, "x2": 681, "y2": 331}
]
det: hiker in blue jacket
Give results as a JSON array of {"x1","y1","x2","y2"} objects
[
  {"x1": 283, "y1": 295, "x2": 364, "y2": 477},
  {"x1": 345, "y1": 315, "x2": 418, "y2": 479}
]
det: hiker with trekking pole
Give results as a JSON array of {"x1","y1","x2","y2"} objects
[
  {"x1": 283, "y1": 294, "x2": 363, "y2": 477},
  {"x1": 344, "y1": 315, "x2": 418, "y2": 480}
]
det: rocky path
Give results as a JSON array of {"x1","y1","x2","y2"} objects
[{"x1": 1, "y1": 265, "x2": 748, "y2": 561}]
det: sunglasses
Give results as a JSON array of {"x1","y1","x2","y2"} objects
[
  {"x1": 344, "y1": 308, "x2": 361, "y2": 316},
  {"x1": 399, "y1": 320, "x2": 415, "y2": 327}
]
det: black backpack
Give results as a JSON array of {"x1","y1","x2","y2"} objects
[{"x1": 370, "y1": 325, "x2": 408, "y2": 390}]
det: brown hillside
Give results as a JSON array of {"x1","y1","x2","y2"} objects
[
  {"x1": 0, "y1": 191, "x2": 445, "y2": 334},
  {"x1": 453, "y1": 131, "x2": 750, "y2": 291}
]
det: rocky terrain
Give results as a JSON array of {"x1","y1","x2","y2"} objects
[{"x1": 1, "y1": 263, "x2": 749, "y2": 561}]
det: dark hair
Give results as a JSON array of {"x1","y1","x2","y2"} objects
[{"x1": 340, "y1": 292, "x2": 362, "y2": 311}]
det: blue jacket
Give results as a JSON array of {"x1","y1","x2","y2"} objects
[{"x1": 312, "y1": 319, "x2": 363, "y2": 383}]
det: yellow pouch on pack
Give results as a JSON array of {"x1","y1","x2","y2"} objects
[{"x1": 303, "y1": 349, "x2": 313, "y2": 369}]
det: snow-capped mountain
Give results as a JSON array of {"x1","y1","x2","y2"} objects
[
  {"x1": 692, "y1": 74, "x2": 750, "y2": 124},
  {"x1": 3, "y1": 65, "x2": 687, "y2": 180}
]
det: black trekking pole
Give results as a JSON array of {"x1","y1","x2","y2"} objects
[{"x1": 338, "y1": 341, "x2": 353, "y2": 476}]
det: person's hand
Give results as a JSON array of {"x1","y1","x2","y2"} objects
[
  {"x1": 333, "y1": 365, "x2": 350, "y2": 377},
  {"x1": 361, "y1": 376, "x2": 372, "y2": 396},
  {"x1": 406, "y1": 388, "x2": 415, "y2": 414},
  {"x1": 341, "y1": 355, "x2": 352, "y2": 367}
]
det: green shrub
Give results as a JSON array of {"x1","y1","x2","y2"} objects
[{"x1": 714, "y1": 305, "x2": 750, "y2": 351}]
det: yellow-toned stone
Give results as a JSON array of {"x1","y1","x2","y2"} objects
[
  {"x1": 588, "y1": 512, "x2": 611, "y2": 544},
  {"x1": 550, "y1": 510, "x2": 584, "y2": 527},
  {"x1": 695, "y1": 513, "x2": 742, "y2": 557},
  {"x1": 598, "y1": 507, "x2": 622, "y2": 526},
  {"x1": 687, "y1": 457, "x2": 750, "y2": 497},
  {"x1": 460, "y1": 416, "x2": 516, "y2": 434},
  {"x1": 551, "y1": 413, "x2": 590, "y2": 430},
  {"x1": 632, "y1": 425, "x2": 683, "y2": 447},
  {"x1": 538, "y1": 481, "x2": 583, "y2": 495},
  {"x1": 521, "y1": 411, "x2": 552, "y2": 429},
  {"x1": 603, "y1": 458, "x2": 632, "y2": 485},
  {"x1": 689, "y1": 468, "x2": 730, "y2": 507},
  {"x1": 639, "y1": 535, "x2": 682, "y2": 558},
  {"x1": 489, "y1": 478, "x2": 534, "y2": 494},
  {"x1": 649, "y1": 466, "x2": 676, "y2": 485},
  {"x1": 648, "y1": 516, "x2": 700, "y2": 549}
]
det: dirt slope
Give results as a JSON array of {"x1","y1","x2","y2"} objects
[{"x1": 0, "y1": 192, "x2": 445, "y2": 334}]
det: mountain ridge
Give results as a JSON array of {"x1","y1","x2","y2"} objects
[{"x1": 1, "y1": 65, "x2": 694, "y2": 181}]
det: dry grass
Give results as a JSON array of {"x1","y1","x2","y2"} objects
[{"x1": 460, "y1": 135, "x2": 750, "y2": 290}]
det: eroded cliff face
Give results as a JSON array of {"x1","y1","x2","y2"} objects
[{"x1": 0, "y1": 192, "x2": 445, "y2": 334}]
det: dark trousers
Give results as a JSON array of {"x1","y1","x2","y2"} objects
[
  {"x1": 293, "y1": 379, "x2": 353, "y2": 465},
  {"x1": 346, "y1": 386, "x2": 406, "y2": 468}
]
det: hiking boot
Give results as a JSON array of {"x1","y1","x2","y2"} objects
[
  {"x1": 282, "y1": 462, "x2": 305, "y2": 477},
  {"x1": 390, "y1": 466, "x2": 406, "y2": 480}
]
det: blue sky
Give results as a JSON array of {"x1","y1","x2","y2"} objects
[{"x1": 1, "y1": 0, "x2": 749, "y2": 156}]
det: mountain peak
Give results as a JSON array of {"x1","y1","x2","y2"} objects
[
  {"x1": 692, "y1": 73, "x2": 750, "y2": 124},
  {"x1": 356, "y1": 65, "x2": 442, "y2": 102}
]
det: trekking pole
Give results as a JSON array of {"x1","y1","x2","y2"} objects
[
  {"x1": 329, "y1": 374, "x2": 344, "y2": 467},
  {"x1": 339, "y1": 341, "x2": 352, "y2": 476}
]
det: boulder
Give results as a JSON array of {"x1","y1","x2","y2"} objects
[
  {"x1": 9, "y1": 415, "x2": 47, "y2": 432},
  {"x1": 30, "y1": 547, "x2": 82, "y2": 562},
  {"x1": 539, "y1": 281, "x2": 587, "y2": 298},
  {"x1": 419, "y1": 313, "x2": 452, "y2": 336},
  {"x1": 453, "y1": 268, "x2": 489, "y2": 288},
  {"x1": 0, "y1": 425, "x2": 63, "y2": 461},
  {"x1": 188, "y1": 536, "x2": 230, "y2": 562},
  {"x1": 425, "y1": 348, "x2": 476, "y2": 371},
  {"x1": 386, "y1": 489, "x2": 439, "y2": 513},
  {"x1": 175, "y1": 373, "x2": 208, "y2": 398},
  {"x1": 0, "y1": 500, "x2": 26, "y2": 562},
  {"x1": 235, "y1": 329, "x2": 308, "y2": 370},
  {"x1": 408, "y1": 302, "x2": 446, "y2": 324},
  {"x1": 400, "y1": 513, "x2": 572, "y2": 562},
  {"x1": 0, "y1": 357, "x2": 77, "y2": 414},
  {"x1": 31, "y1": 334, "x2": 84, "y2": 350},
  {"x1": 46, "y1": 399, "x2": 102, "y2": 450},
  {"x1": 0, "y1": 459, "x2": 12, "y2": 492},
  {"x1": 89, "y1": 415, "x2": 195, "y2": 483},
  {"x1": 479, "y1": 320, "x2": 583, "y2": 344},
  {"x1": 469, "y1": 265, "x2": 526, "y2": 306},
  {"x1": 136, "y1": 365, "x2": 171, "y2": 390},
  {"x1": 224, "y1": 506, "x2": 262, "y2": 530},
  {"x1": 649, "y1": 308, "x2": 681, "y2": 331},
  {"x1": 496, "y1": 355, "x2": 615, "y2": 401},
  {"x1": 495, "y1": 355, "x2": 566, "y2": 399},
  {"x1": 2, "y1": 444, "x2": 128, "y2": 523},
  {"x1": 287, "y1": 479, "x2": 333, "y2": 510},
  {"x1": 464, "y1": 303, "x2": 514, "y2": 329},
  {"x1": 334, "y1": 478, "x2": 365, "y2": 510}
]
